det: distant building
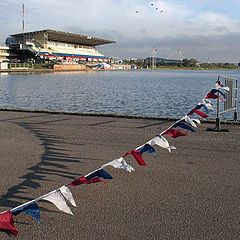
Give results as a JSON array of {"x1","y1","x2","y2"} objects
[
  {"x1": 6, "y1": 29, "x2": 116, "y2": 63},
  {"x1": 0, "y1": 45, "x2": 19, "y2": 62},
  {"x1": 0, "y1": 45, "x2": 9, "y2": 62}
]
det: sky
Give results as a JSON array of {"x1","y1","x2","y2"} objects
[{"x1": 1, "y1": 0, "x2": 240, "y2": 62}]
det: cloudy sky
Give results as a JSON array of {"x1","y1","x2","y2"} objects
[{"x1": 1, "y1": 0, "x2": 240, "y2": 62}]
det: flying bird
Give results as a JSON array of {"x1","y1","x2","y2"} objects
[
  {"x1": 136, "y1": 10, "x2": 139, "y2": 13},
  {"x1": 149, "y1": 3, "x2": 164, "y2": 13}
]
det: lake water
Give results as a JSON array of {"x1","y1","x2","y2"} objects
[{"x1": 0, "y1": 70, "x2": 239, "y2": 120}]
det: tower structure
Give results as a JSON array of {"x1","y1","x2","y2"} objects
[
  {"x1": 176, "y1": 49, "x2": 184, "y2": 60},
  {"x1": 22, "y1": 4, "x2": 24, "y2": 33},
  {"x1": 152, "y1": 46, "x2": 157, "y2": 69}
]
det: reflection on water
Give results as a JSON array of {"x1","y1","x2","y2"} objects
[{"x1": 0, "y1": 70, "x2": 239, "y2": 120}]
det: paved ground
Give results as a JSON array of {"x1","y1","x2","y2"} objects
[{"x1": 0, "y1": 111, "x2": 239, "y2": 240}]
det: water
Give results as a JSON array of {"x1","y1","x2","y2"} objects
[{"x1": 0, "y1": 70, "x2": 239, "y2": 120}]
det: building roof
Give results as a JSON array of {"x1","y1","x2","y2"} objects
[{"x1": 11, "y1": 29, "x2": 116, "y2": 46}]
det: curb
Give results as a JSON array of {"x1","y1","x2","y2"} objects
[{"x1": 0, "y1": 108, "x2": 239, "y2": 125}]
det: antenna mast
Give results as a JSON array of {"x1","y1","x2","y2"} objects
[{"x1": 22, "y1": 4, "x2": 24, "y2": 33}]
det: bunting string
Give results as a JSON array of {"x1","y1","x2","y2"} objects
[{"x1": 0, "y1": 80, "x2": 229, "y2": 237}]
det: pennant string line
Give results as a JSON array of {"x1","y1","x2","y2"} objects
[
  {"x1": 0, "y1": 81, "x2": 221, "y2": 214},
  {"x1": 0, "y1": 80, "x2": 225, "y2": 236}
]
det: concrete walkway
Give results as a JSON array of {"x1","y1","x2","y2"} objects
[{"x1": 0, "y1": 111, "x2": 239, "y2": 240}]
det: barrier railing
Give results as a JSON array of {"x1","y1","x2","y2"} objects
[
  {"x1": 9, "y1": 63, "x2": 34, "y2": 69},
  {"x1": 212, "y1": 75, "x2": 238, "y2": 131}
]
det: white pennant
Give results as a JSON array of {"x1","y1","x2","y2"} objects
[
  {"x1": 181, "y1": 115, "x2": 197, "y2": 128},
  {"x1": 60, "y1": 186, "x2": 76, "y2": 207},
  {"x1": 42, "y1": 190, "x2": 73, "y2": 215},
  {"x1": 192, "y1": 118, "x2": 201, "y2": 125},
  {"x1": 201, "y1": 99, "x2": 214, "y2": 111},
  {"x1": 101, "y1": 157, "x2": 135, "y2": 172},
  {"x1": 215, "y1": 83, "x2": 229, "y2": 92},
  {"x1": 148, "y1": 135, "x2": 176, "y2": 153}
]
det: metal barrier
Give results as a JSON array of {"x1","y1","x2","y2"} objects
[
  {"x1": 214, "y1": 75, "x2": 238, "y2": 131},
  {"x1": 9, "y1": 63, "x2": 34, "y2": 69}
]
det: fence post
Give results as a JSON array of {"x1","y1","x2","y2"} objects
[
  {"x1": 233, "y1": 79, "x2": 238, "y2": 121},
  {"x1": 216, "y1": 95, "x2": 221, "y2": 130}
]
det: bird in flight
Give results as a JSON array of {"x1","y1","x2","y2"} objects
[{"x1": 135, "y1": 3, "x2": 164, "y2": 14}]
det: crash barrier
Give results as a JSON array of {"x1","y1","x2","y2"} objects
[{"x1": 214, "y1": 75, "x2": 238, "y2": 131}]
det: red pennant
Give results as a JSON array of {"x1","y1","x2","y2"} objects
[
  {"x1": 216, "y1": 80, "x2": 223, "y2": 87},
  {"x1": 205, "y1": 92, "x2": 223, "y2": 101},
  {"x1": 0, "y1": 211, "x2": 18, "y2": 237},
  {"x1": 163, "y1": 129, "x2": 188, "y2": 138},
  {"x1": 187, "y1": 109, "x2": 209, "y2": 118},
  {"x1": 68, "y1": 176, "x2": 105, "y2": 186},
  {"x1": 123, "y1": 150, "x2": 147, "y2": 166}
]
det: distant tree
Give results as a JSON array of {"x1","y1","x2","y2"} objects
[
  {"x1": 189, "y1": 59, "x2": 199, "y2": 67},
  {"x1": 182, "y1": 59, "x2": 191, "y2": 67}
]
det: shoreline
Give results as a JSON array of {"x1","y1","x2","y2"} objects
[
  {"x1": 0, "y1": 68, "x2": 100, "y2": 74},
  {"x1": 0, "y1": 107, "x2": 239, "y2": 125},
  {"x1": 0, "y1": 67, "x2": 239, "y2": 74}
]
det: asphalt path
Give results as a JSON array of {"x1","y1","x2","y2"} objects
[{"x1": 0, "y1": 111, "x2": 239, "y2": 240}]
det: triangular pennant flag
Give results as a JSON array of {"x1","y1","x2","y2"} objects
[
  {"x1": 0, "y1": 211, "x2": 18, "y2": 237},
  {"x1": 42, "y1": 190, "x2": 73, "y2": 215},
  {"x1": 205, "y1": 91, "x2": 219, "y2": 99},
  {"x1": 101, "y1": 157, "x2": 135, "y2": 172},
  {"x1": 181, "y1": 115, "x2": 197, "y2": 128},
  {"x1": 163, "y1": 129, "x2": 188, "y2": 138},
  {"x1": 137, "y1": 144, "x2": 157, "y2": 157},
  {"x1": 187, "y1": 109, "x2": 209, "y2": 118},
  {"x1": 11, "y1": 202, "x2": 40, "y2": 224},
  {"x1": 205, "y1": 90, "x2": 224, "y2": 101},
  {"x1": 172, "y1": 122, "x2": 195, "y2": 132},
  {"x1": 68, "y1": 176, "x2": 105, "y2": 187},
  {"x1": 216, "y1": 80, "x2": 224, "y2": 87},
  {"x1": 123, "y1": 150, "x2": 147, "y2": 166},
  {"x1": 215, "y1": 82, "x2": 229, "y2": 92},
  {"x1": 148, "y1": 135, "x2": 176, "y2": 153},
  {"x1": 85, "y1": 169, "x2": 113, "y2": 180},
  {"x1": 203, "y1": 99, "x2": 214, "y2": 110},
  {"x1": 59, "y1": 186, "x2": 76, "y2": 207},
  {"x1": 211, "y1": 89, "x2": 226, "y2": 99},
  {"x1": 194, "y1": 103, "x2": 210, "y2": 114},
  {"x1": 192, "y1": 118, "x2": 201, "y2": 125}
]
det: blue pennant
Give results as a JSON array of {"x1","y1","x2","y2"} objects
[
  {"x1": 11, "y1": 202, "x2": 40, "y2": 224},
  {"x1": 194, "y1": 104, "x2": 210, "y2": 114},
  {"x1": 211, "y1": 89, "x2": 226, "y2": 98},
  {"x1": 173, "y1": 122, "x2": 195, "y2": 132},
  {"x1": 86, "y1": 169, "x2": 113, "y2": 180},
  {"x1": 137, "y1": 144, "x2": 157, "y2": 157}
]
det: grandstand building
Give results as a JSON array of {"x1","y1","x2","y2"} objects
[
  {"x1": 0, "y1": 44, "x2": 20, "y2": 63},
  {"x1": 6, "y1": 29, "x2": 115, "y2": 63},
  {"x1": 0, "y1": 45, "x2": 10, "y2": 62}
]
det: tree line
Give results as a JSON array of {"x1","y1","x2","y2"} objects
[{"x1": 123, "y1": 58, "x2": 239, "y2": 69}]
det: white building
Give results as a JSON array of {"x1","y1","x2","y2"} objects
[
  {"x1": 7, "y1": 29, "x2": 116, "y2": 63},
  {"x1": 0, "y1": 45, "x2": 10, "y2": 62}
]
